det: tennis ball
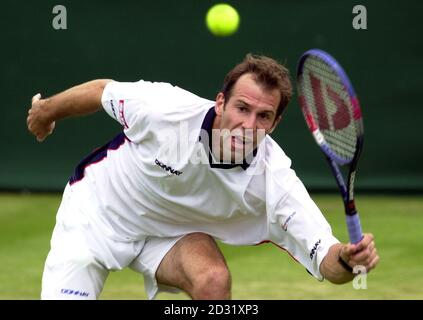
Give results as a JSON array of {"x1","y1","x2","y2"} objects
[{"x1": 206, "y1": 4, "x2": 240, "y2": 37}]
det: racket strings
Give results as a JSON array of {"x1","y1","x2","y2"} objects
[
  {"x1": 324, "y1": 131, "x2": 357, "y2": 158},
  {"x1": 300, "y1": 58, "x2": 360, "y2": 161},
  {"x1": 304, "y1": 59, "x2": 345, "y2": 92}
]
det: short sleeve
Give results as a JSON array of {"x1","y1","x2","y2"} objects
[
  {"x1": 266, "y1": 173, "x2": 340, "y2": 281},
  {"x1": 101, "y1": 80, "x2": 208, "y2": 142}
]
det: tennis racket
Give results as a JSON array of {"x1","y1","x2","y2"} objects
[{"x1": 296, "y1": 49, "x2": 364, "y2": 244}]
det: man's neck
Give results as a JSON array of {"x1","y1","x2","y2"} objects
[
  {"x1": 212, "y1": 112, "x2": 221, "y2": 130},
  {"x1": 211, "y1": 114, "x2": 223, "y2": 162}
]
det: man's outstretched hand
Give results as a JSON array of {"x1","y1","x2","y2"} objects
[{"x1": 27, "y1": 93, "x2": 55, "y2": 142}]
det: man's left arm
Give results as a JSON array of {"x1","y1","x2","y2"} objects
[{"x1": 320, "y1": 233, "x2": 379, "y2": 284}]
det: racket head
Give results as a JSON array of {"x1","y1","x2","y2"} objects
[{"x1": 296, "y1": 49, "x2": 364, "y2": 166}]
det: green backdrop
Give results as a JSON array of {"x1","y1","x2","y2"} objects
[{"x1": 1, "y1": 0, "x2": 422, "y2": 191}]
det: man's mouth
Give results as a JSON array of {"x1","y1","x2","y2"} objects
[
  {"x1": 231, "y1": 136, "x2": 244, "y2": 149},
  {"x1": 231, "y1": 136, "x2": 253, "y2": 149}
]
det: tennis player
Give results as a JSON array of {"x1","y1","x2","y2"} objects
[{"x1": 27, "y1": 54, "x2": 379, "y2": 300}]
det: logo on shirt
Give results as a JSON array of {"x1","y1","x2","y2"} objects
[
  {"x1": 60, "y1": 288, "x2": 89, "y2": 297},
  {"x1": 118, "y1": 99, "x2": 129, "y2": 129},
  {"x1": 155, "y1": 159, "x2": 183, "y2": 176},
  {"x1": 110, "y1": 100, "x2": 117, "y2": 120},
  {"x1": 281, "y1": 211, "x2": 296, "y2": 231},
  {"x1": 309, "y1": 239, "x2": 321, "y2": 260}
]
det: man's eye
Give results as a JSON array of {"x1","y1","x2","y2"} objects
[
  {"x1": 259, "y1": 113, "x2": 269, "y2": 119},
  {"x1": 238, "y1": 106, "x2": 248, "y2": 112}
]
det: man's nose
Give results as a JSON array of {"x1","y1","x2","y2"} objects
[{"x1": 242, "y1": 114, "x2": 257, "y2": 129}]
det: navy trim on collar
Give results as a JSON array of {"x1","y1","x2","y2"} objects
[{"x1": 199, "y1": 107, "x2": 257, "y2": 170}]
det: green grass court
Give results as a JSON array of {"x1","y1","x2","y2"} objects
[{"x1": 0, "y1": 193, "x2": 422, "y2": 300}]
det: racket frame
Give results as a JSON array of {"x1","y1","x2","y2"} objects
[{"x1": 297, "y1": 49, "x2": 364, "y2": 244}]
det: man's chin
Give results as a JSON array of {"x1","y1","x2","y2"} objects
[
  {"x1": 230, "y1": 147, "x2": 257, "y2": 164},
  {"x1": 219, "y1": 137, "x2": 257, "y2": 164}
]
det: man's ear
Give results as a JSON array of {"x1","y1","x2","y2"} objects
[
  {"x1": 269, "y1": 115, "x2": 282, "y2": 134},
  {"x1": 215, "y1": 92, "x2": 225, "y2": 116}
]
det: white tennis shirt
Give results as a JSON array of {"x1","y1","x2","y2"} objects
[{"x1": 69, "y1": 80, "x2": 339, "y2": 280}]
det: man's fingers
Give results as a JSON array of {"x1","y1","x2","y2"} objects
[
  {"x1": 36, "y1": 123, "x2": 55, "y2": 142},
  {"x1": 352, "y1": 250, "x2": 367, "y2": 263},
  {"x1": 340, "y1": 233, "x2": 379, "y2": 273},
  {"x1": 340, "y1": 243, "x2": 357, "y2": 265},
  {"x1": 343, "y1": 243, "x2": 357, "y2": 256},
  {"x1": 351, "y1": 243, "x2": 378, "y2": 270},
  {"x1": 27, "y1": 94, "x2": 55, "y2": 142},
  {"x1": 355, "y1": 233, "x2": 374, "y2": 252},
  {"x1": 368, "y1": 254, "x2": 380, "y2": 271},
  {"x1": 50, "y1": 121, "x2": 56, "y2": 131},
  {"x1": 36, "y1": 134, "x2": 46, "y2": 142},
  {"x1": 32, "y1": 93, "x2": 41, "y2": 104},
  {"x1": 367, "y1": 241, "x2": 375, "y2": 252}
]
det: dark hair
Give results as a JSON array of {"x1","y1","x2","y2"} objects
[{"x1": 221, "y1": 54, "x2": 292, "y2": 117}]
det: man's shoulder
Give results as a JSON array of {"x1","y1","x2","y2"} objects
[
  {"x1": 106, "y1": 79, "x2": 212, "y2": 104},
  {"x1": 110, "y1": 80, "x2": 214, "y2": 120},
  {"x1": 248, "y1": 135, "x2": 293, "y2": 176}
]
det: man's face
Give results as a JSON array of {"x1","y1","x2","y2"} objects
[{"x1": 213, "y1": 73, "x2": 282, "y2": 163}]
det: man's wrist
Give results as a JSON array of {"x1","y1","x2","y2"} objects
[
  {"x1": 39, "y1": 98, "x2": 53, "y2": 121},
  {"x1": 42, "y1": 97, "x2": 63, "y2": 123}
]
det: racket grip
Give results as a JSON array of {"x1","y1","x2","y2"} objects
[{"x1": 346, "y1": 213, "x2": 363, "y2": 244}]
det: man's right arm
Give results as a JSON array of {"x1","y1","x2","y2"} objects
[{"x1": 27, "y1": 79, "x2": 113, "y2": 142}]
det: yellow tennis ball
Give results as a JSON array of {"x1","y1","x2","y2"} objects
[{"x1": 206, "y1": 4, "x2": 240, "y2": 37}]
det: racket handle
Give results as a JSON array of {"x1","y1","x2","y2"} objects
[{"x1": 346, "y1": 213, "x2": 363, "y2": 244}]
